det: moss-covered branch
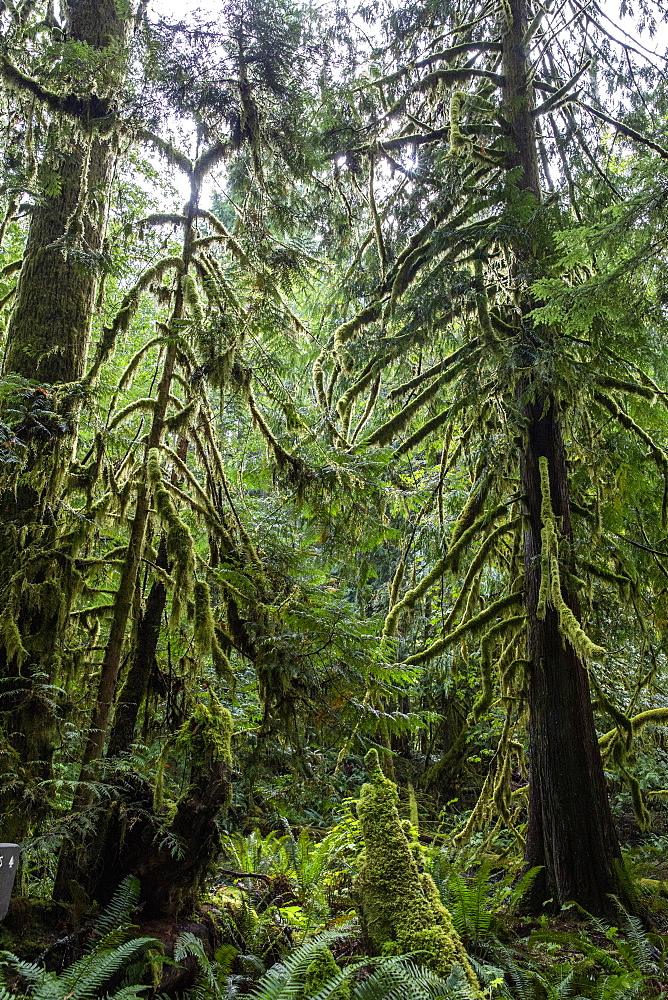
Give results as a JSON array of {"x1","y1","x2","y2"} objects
[{"x1": 405, "y1": 590, "x2": 524, "y2": 666}]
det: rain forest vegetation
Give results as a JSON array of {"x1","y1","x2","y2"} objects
[{"x1": 1, "y1": 0, "x2": 668, "y2": 997}]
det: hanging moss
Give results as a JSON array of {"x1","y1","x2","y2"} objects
[
  {"x1": 87, "y1": 256, "x2": 183, "y2": 379},
  {"x1": 107, "y1": 397, "x2": 157, "y2": 430},
  {"x1": 387, "y1": 557, "x2": 406, "y2": 609},
  {"x1": 165, "y1": 399, "x2": 198, "y2": 435},
  {"x1": 147, "y1": 447, "x2": 195, "y2": 624},
  {"x1": 443, "y1": 519, "x2": 521, "y2": 634},
  {"x1": 599, "y1": 706, "x2": 668, "y2": 752},
  {"x1": 474, "y1": 258, "x2": 499, "y2": 344},
  {"x1": 405, "y1": 590, "x2": 524, "y2": 667},
  {"x1": 181, "y1": 273, "x2": 205, "y2": 326},
  {"x1": 313, "y1": 352, "x2": 328, "y2": 409},
  {"x1": 448, "y1": 90, "x2": 471, "y2": 156},
  {"x1": 594, "y1": 391, "x2": 668, "y2": 472},
  {"x1": 0, "y1": 604, "x2": 27, "y2": 667},
  {"x1": 596, "y1": 375, "x2": 658, "y2": 403},
  {"x1": 621, "y1": 766, "x2": 652, "y2": 831},
  {"x1": 353, "y1": 750, "x2": 483, "y2": 997},
  {"x1": 537, "y1": 457, "x2": 605, "y2": 663},
  {"x1": 193, "y1": 578, "x2": 230, "y2": 680},
  {"x1": 454, "y1": 707, "x2": 522, "y2": 848},
  {"x1": 334, "y1": 302, "x2": 382, "y2": 356},
  {"x1": 472, "y1": 614, "x2": 525, "y2": 721}
]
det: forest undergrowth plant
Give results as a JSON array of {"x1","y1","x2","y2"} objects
[
  {"x1": 426, "y1": 847, "x2": 542, "y2": 948},
  {"x1": 526, "y1": 903, "x2": 668, "y2": 999},
  {"x1": 0, "y1": 876, "x2": 161, "y2": 1000},
  {"x1": 220, "y1": 821, "x2": 357, "y2": 919},
  {"x1": 180, "y1": 928, "x2": 487, "y2": 1000}
]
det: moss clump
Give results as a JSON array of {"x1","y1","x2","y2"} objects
[
  {"x1": 353, "y1": 750, "x2": 483, "y2": 997},
  {"x1": 174, "y1": 694, "x2": 233, "y2": 801},
  {"x1": 304, "y1": 945, "x2": 351, "y2": 1000}
]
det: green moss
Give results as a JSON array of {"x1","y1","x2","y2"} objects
[
  {"x1": 154, "y1": 692, "x2": 233, "y2": 811},
  {"x1": 304, "y1": 946, "x2": 351, "y2": 1000},
  {"x1": 538, "y1": 457, "x2": 605, "y2": 663},
  {"x1": 175, "y1": 694, "x2": 233, "y2": 771},
  {"x1": 147, "y1": 447, "x2": 195, "y2": 625},
  {"x1": 353, "y1": 750, "x2": 483, "y2": 996}
]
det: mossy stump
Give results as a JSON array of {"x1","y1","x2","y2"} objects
[{"x1": 353, "y1": 749, "x2": 483, "y2": 997}]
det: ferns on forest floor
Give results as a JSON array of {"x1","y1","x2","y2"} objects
[
  {"x1": 181, "y1": 928, "x2": 486, "y2": 1000},
  {"x1": 0, "y1": 878, "x2": 161, "y2": 1000}
]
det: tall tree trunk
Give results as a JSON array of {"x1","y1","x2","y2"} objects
[
  {"x1": 502, "y1": 0, "x2": 632, "y2": 915},
  {"x1": 520, "y1": 398, "x2": 630, "y2": 913},
  {"x1": 0, "y1": 1, "x2": 131, "y2": 845},
  {"x1": 3, "y1": 0, "x2": 129, "y2": 383},
  {"x1": 53, "y1": 176, "x2": 200, "y2": 902}
]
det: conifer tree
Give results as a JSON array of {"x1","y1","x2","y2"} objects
[{"x1": 313, "y1": 0, "x2": 668, "y2": 913}]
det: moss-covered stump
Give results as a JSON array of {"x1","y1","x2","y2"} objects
[
  {"x1": 55, "y1": 694, "x2": 234, "y2": 921},
  {"x1": 353, "y1": 749, "x2": 483, "y2": 997}
]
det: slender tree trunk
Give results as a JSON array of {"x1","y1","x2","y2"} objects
[
  {"x1": 502, "y1": 0, "x2": 632, "y2": 914},
  {"x1": 107, "y1": 537, "x2": 168, "y2": 758}
]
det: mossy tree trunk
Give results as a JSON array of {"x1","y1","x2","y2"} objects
[
  {"x1": 0, "y1": 0, "x2": 132, "y2": 846},
  {"x1": 58, "y1": 698, "x2": 234, "y2": 920},
  {"x1": 3, "y1": 0, "x2": 129, "y2": 383},
  {"x1": 520, "y1": 397, "x2": 630, "y2": 913},
  {"x1": 107, "y1": 537, "x2": 169, "y2": 758},
  {"x1": 502, "y1": 0, "x2": 632, "y2": 915}
]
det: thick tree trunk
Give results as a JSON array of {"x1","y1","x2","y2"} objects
[
  {"x1": 520, "y1": 398, "x2": 631, "y2": 913},
  {"x1": 3, "y1": 0, "x2": 129, "y2": 383},
  {"x1": 0, "y1": 0, "x2": 131, "y2": 845},
  {"x1": 502, "y1": 0, "x2": 631, "y2": 914}
]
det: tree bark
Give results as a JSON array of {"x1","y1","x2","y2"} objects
[
  {"x1": 0, "y1": 0, "x2": 132, "y2": 846},
  {"x1": 502, "y1": 0, "x2": 632, "y2": 914},
  {"x1": 3, "y1": 0, "x2": 129, "y2": 384},
  {"x1": 107, "y1": 537, "x2": 168, "y2": 758},
  {"x1": 520, "y1": 397, "x2": 631, "y2": 913}
]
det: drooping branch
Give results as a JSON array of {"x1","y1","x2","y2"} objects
[
  {"x1": 404, "y1": 590, "x2": 524, "y2": 667},
  {"x1": 0, "y1": 55, "x2": 114, "y2": 122}
]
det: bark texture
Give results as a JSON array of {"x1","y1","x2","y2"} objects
[
  {"x1": 502, "y1": 0, "x2": 631, "y2": 914},
  {"x1": 107, "y1": 537, "x2": 169, "y2": 758},
  {"x1": 3, "y1": 0, "x2": 129, "y2": 384}
]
